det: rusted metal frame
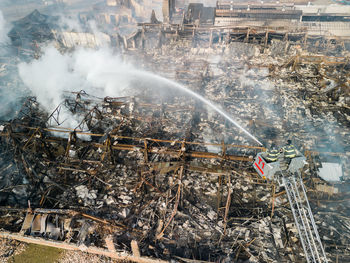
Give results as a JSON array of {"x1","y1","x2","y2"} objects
[
  {"x1": 64, "y1": 96, "x2": 85, "y2": 114},
  {"x1": 274, "y1": 191, "x2": 287, "y2": 199},
  {"x1": 144, "y1": 139, "x2": 149, "y2": 163},
  {"x1": 23, "y1": 127, "x2": 41, "y2": 150},
  {"x1": 184, "y1": 151, "x2": 252, "y2": 161},
  {"x1": 297, "y1": 55, "x2": 349, "y2": 65},
  {"x1": 264, "y1": 28, "x2": 269, "y2": 47},
  {"x1": 46, "y1": 103, "x2": 63, "y2": 126},
  {"x1": 223, "y1": 173, "x2": 232, "y2": 235},
  {"x1": 0, "y1": 231, "x2": 167, "y2": 263},
  {"x1": 39, "y1": 186, "x2": 54, "y2": 207},
  {"x1": 240, "y1": 239, "x2": 256, "y2": 259},
  {"x1": 64, "y1": 132, "x2": 75, "y2": 158},
  {"x1": 136, "y1": 170, "x2": 164, "y2": 195},
  {"x1": 75, "y1": 106, "x2": 103, "y2": 131},
  {"x1": 156, "y1": 166, "x2": 183, "y2": 240},
  {"x1": 183, "y1": 150, "x2": 251, "y2": 161},
  {"x1": 80, "y1": 213, "x2": 122, "y2": 229},
  {"x1": 107, "y1": 119, "x2": 126, "y2": 137},
  {"x1": 101, "y1": 134, "x2": 113, "y2": 163},
  {"x1": 57, "y1": 166, "x2": 111, "y2": 187},
  {"x1": 271, "y1": 184, "x2": 276, "y2": 218},
  {"x1": 142, "y1": 178, "x2": 163, "y2": 194},
  {"x1": 74, "y1": 107, "x2": 95, "y2": 131},
  {"x1": 134, "y1": 170, "x2": 144, "y2": 192},
  {"x1": 32, "y1": 133, "x2": 54, "y2": 160},
  {"x1": 3, "y1": 125, "x2": 265, "y2": 151},
  {"x1": 178, "y1": 139, "x2": 186, "y2": 159},
  {"x1": 1, "y1": 132, "x2": 255, "y2": 162},
  {"x1": 147, "y1": 162, "x2": 181, "y2": 175},
  {"x1": 245, "y1": 237, "x2": 256, "y2": 248},
  {"x1": 20, "y1": 153, "x2": 37, "y2": 179},
  {"x1": 244, "y1": 28, "x2": 250, "y2": 43},
  {"x1": 184, "y1": 166, "x2": 275, "y2": 186},
  {"x1": 57, "y1": 166, "x2": 87, "y2": 174},
  {"x1": 232, "y1": 170, "x2": 263, "y2": 184},
  {"x1": 234, "y1": 243, "x2": 242, "y2": 261},
  {"x1": 217, "y1": 174, "x2": 222, "y2": 212},
  {"x1": 292, "y1": 55, "x2": 300, "y2": 71},
  {"x1": 2, "y1": 130, "x2": 261, "y2": 163},
  {"x1": 244, "y1": 172, "x2": 278, "y2": 216},
  {"x1": 221, "y1": 140, "x2": 226, "y2": 159}
]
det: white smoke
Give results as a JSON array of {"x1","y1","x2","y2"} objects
[
  {"x1": 0, "y1": 10, "x2": 8, "y2": 44},
  {"x1": 0, "y1": 9, "x2": 29, "y2": 121},
  {"x1": 18, "y1": 46, "x2": 138, "y2": 111},
  {"x1": 17, "y1": 45, "x2": 142, "y2": 136},
  {"x1": 58, "y1": 16, "x2": 84, "y2": 32}
]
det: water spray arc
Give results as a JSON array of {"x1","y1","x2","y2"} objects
[
  {"x1": 18, "y1": 45, "x2": 262, "y2": 146},
  {"x1": 133, "y1": 70, "x2": 263, "y2": 146}
]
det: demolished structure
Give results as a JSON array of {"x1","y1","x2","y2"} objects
[{"x1": 1, "y1": 1, "x2": 350, "y2": 262}]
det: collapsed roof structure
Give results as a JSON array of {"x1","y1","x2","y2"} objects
[{"x1": 8, "y1": 10, "x2": 58, "y2": 50}]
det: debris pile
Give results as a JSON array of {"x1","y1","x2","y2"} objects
[
  {"x1": 8, "y1": 10, "x2": 58, "y2": 57},
  {"x1": 0, "y1": 74, "x2": 349, "y2": 262},
  {"x1": 0, "y1": 6, "x2": 350, "y2": 263}
]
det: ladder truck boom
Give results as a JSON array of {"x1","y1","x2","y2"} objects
[{"x1": 253, "y1": 152, "x2": 328, "y2": 263}]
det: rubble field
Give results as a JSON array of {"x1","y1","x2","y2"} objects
[{"x1": 1, "y1": 9, "x2": 350, "y2": 263}]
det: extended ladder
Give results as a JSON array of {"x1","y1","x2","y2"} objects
[{"x1": 281, "y1": 173, "x2": 328, "y2": 263}]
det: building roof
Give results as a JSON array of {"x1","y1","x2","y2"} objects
[{"x1": 295, "y1": 4, "x2": 350, "y2": 14}]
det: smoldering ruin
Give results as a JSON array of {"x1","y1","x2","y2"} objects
[{"x1": 0, "y1": 0, "x2": 350, "y2": 262}]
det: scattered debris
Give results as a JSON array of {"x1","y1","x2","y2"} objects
[{"x1": 0, "y1": 1, "x2": 350, "y2": 262}]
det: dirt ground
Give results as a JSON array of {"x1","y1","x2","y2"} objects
[{"x1": 0, "y1": 239, "x2": 110, "y2": 263}]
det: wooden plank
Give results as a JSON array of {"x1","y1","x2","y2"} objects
[
  {"x1": 131, "y1": 240, "x2": 141, "y2": 257},
  {"x1": 20, "y1": 213, "x2": 35, "y2": 234},
  {"x1": 0, "y1": 231, "x2": 168, "y2": 263}
]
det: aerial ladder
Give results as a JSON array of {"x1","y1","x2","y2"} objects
[{"x1": 253, "y1": 151, "x2": 328, "y2": 263}]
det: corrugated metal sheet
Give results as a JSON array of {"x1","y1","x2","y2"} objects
[
  {"x1": 60, "y1": 32, "x2": 111, "y2": 48},
  {"x1": 318, "y1": 162, "x2": 343, "y2": 182}
]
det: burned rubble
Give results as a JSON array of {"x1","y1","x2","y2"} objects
[
  {"x1": 0, "y1": 41, "x2": 350, "y2": 262},
  {"x1": 0, "y1": 2, "x2": 350, "y2": 263}
]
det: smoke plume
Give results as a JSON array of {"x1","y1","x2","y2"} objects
[
  {"x1": 0, "y1": 10, "x2": 8, "y2": 43},
  {"x1": 17, "y1": 45, "x2": 156, "y2": 136},
  {"x1": 0, "y1": 9, "x2": 30, "y2": 121},
  {"x1": 18, "y1": 46, "x2": 140, "y2": 113}
]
